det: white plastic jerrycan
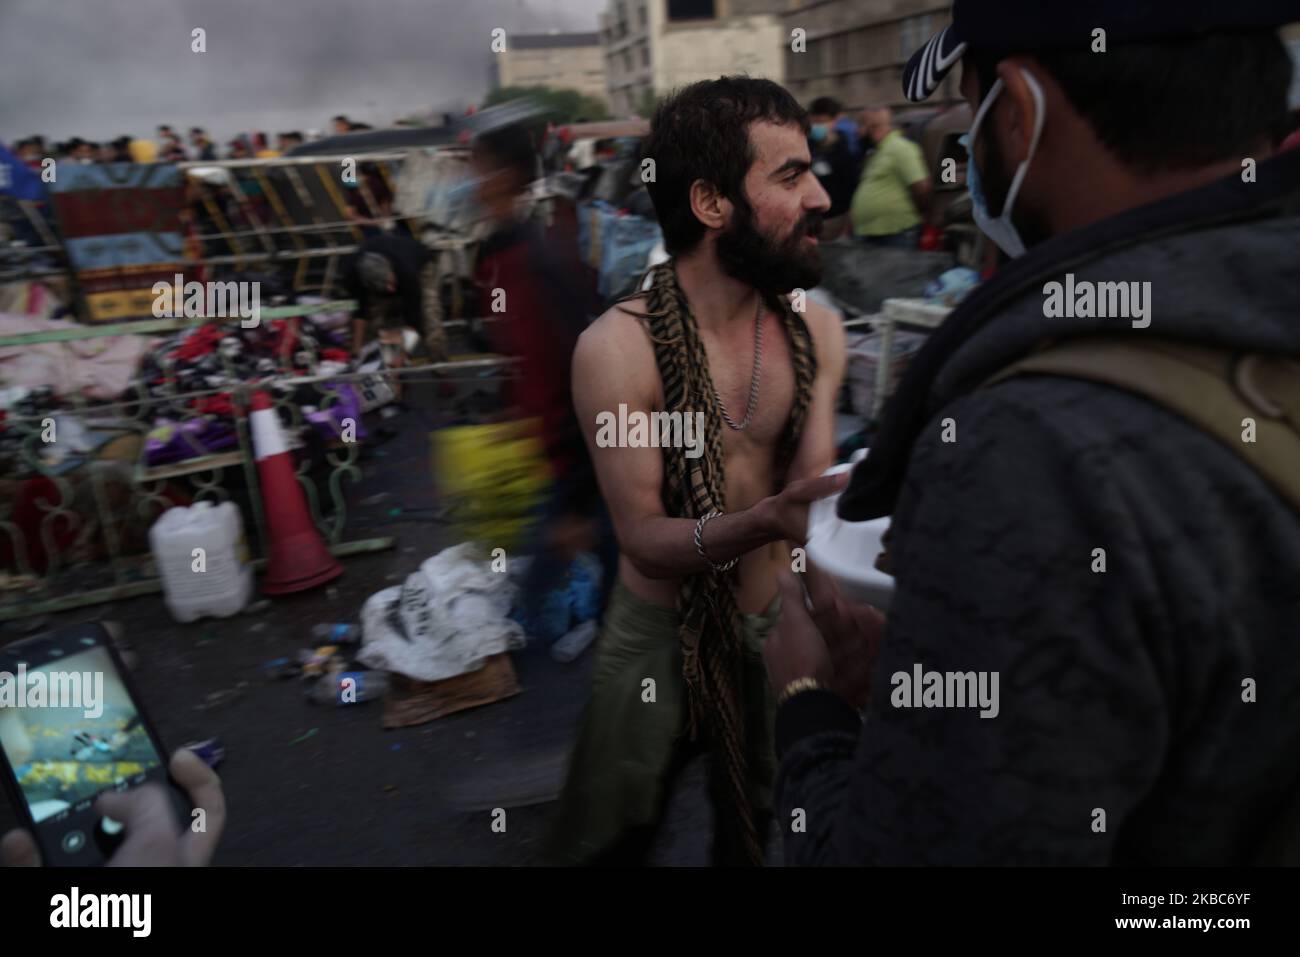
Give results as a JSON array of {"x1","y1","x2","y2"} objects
[{"x1": 149, "y1": 501, "x2": 254, "y2": 622}]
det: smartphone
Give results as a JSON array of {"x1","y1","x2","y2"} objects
[{"x1": 0, "y1": 622, "x2": 185, "y2": 865}]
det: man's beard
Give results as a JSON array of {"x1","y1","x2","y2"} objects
[{"x1": 715, "y1": 198, "x2": 824, "y2": 295}]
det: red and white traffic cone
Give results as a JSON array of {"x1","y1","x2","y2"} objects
[{"x1": 247, "y1": 390, "x2": 342, "y2": 595}]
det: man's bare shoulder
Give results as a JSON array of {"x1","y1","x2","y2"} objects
[
  {"x1": 573, "y1": 296, "x2": 660, "y2": 393},
  {"x1": 584, "y1": 295, "x2": 653, "y2": 339},
  {"x1": 794, "y1": 295, "x2": 847, "y2": 365}
]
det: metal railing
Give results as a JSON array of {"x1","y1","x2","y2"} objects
[{"x1": 0, "y1": 149, "x2": 504, "y2": 618}]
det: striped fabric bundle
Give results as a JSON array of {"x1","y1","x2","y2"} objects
[{"x1": 626, "y1": 261, "x2": 817, "y2": 865}]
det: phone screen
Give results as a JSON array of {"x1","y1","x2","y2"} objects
[{"x1": 0, "y1": 629, "x2": 171, "y2": 864}]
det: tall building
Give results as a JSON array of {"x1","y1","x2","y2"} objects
[
  {"x1": 783, "y1": 0, "x2": 954, "y2": 111},
  {"x1": 491, "y1": 31, "x2": 608, "y2": 105},
  {"x1": 785, "y1": 5, "x2": 1300, "y2": 115},
  {"x1": 600, "y1": 0, "x2": 791, "y2": 117}
]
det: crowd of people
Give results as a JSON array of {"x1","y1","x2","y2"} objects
[
  {"x1": 804, "y1": 96, "x2": 934, "y2": 249},
  {"x1": 6, "y1": 114, "x2": 380, "y2": 168},
  {"x1": 309, "y1": 4, "x2": 1300, "y2": 870},
  {"x1": 3, "y1": 0, "x2": 1300, "y2": 871}
]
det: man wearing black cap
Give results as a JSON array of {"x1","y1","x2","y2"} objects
[{"x1": 763, "y1": 1, "x2": 1300, "y2": 865}]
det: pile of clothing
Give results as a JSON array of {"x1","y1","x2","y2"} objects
[
  {"x1": 0, "y1": 385, "x2": 58, "y2": 460},
  {"x1": 0, "y1": 313, "x2": 153, "y2": 400},
  {"x1": 137, "y1": 311, "x2": 368, "y2": 467}
]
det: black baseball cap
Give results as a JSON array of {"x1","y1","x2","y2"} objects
[{"x1": 903, "y1": 0, "x2": 1300, "y2": 102}]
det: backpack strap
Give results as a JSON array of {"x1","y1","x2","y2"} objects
[{"x1": 981, "y1": 336, "x2": 1300, "y2": 514}]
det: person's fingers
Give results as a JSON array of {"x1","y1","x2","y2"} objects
[
  {"x1": 802, "y1": 564, "x2": 858, "y2": 655},
  {"x1": 849, "y1": 602, "x2": 889, "y2": 655},
  {"x1": 171, "y1": 748, "x2": 225, "y2": 866},
  {"x1": 95, "y1": 784, "x2": 178, "y2": 867},
  {"x1": 776, "y1": 567, "x2": 813, "y2": 627},
  {"x1": 95, "y1": 782, "x2": 168, "y2": 830},
  {"x1": 840, "y1": 599, "x2": 884, "y2": 636},
  {"x1": 786, "y1": 471, "x2": 850, "y2": 504},
  {"x1": 1, "y1": 829, "x2": 41, "y2": 867},
  {"x1": 803, "y1": 561, "x2": 841, "y2": 616},
  {"x1": 170, "y1": 745, "x2": 220, "y2": 795}
]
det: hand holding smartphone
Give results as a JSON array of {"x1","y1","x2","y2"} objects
[{"x1": 0, "y1": 622, "x2": 224, "y2": 866}]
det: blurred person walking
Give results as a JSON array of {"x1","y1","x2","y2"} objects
[{"x1": 467, "y1": 124, "x2": 616, "y2": 628}]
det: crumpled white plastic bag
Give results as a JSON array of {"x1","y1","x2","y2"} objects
[{"x1": 358, "y1": 542, "x2": 525, "y2": 682}]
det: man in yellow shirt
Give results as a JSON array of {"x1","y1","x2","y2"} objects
[{"x1": 850, "y1": 106, "x2": 932, "y2": 248}]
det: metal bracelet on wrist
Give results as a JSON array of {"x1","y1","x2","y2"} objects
[
  {"x1": 778, "y1": 676, "x2": 823, "y2": 706},
  {"x1": 694, "y1": 509, "x2": 739, "y2": 574}
]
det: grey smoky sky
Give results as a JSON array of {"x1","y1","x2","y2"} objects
[{"x1": 0, "y1": 0, "x2": 606, "y2": 145}]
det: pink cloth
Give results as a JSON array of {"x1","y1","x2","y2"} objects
[{"x1": 0, "y1": 313, "x2": 155, "y2": 399}]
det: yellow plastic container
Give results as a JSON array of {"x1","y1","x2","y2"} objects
[{"x1": 430, "y1": 420, "x2": 550, "y2": 552}]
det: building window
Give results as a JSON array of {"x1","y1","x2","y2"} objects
[
  {"x1": 787, "y1": 45, "x2": 803, "y2": 81},
  {"x1": 667, "y1": 0, "x2": 715, "y2": 22},
  {"x1": 641, "y1": 43, "x2": 649, "y2": 67},
  {"x1": 830, "y1": 33, "x2": 848, "y2": 72},
  {"x1": 900, "y1": 15, "x2": 933, "y2": 61},
  {"x1": 798, "y1": 38, "x2": 823, "y2": 79},
  {"x1": 639, "y1": 3, "x2": 648, "y2": 30}
]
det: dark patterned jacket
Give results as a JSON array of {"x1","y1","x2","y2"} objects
[{"x1": 776, "y1": 148, "x2": 1300, "y2": 865}]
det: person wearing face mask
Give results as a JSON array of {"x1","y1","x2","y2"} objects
[
  {"x1": 468, "y1": 122, "x2": 616, "y2": 640},
  {"x1": 807, "y1": 97, "x2": 861, "y2": 241},
  {"x1": 762, "y1": 0, "x2": 1300, "y2": 866}
]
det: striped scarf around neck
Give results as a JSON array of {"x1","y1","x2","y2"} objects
[{"x1": 616, "y1": 260, "x2": 817, "y2": 864}]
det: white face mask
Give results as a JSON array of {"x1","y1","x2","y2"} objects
[{"x1": 964, "y1": 68, "x2": 1047, "y2": 258}]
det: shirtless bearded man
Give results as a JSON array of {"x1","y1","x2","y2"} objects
[{"x1": 547, "y1": 77, "x2": 848, "y2": 866}]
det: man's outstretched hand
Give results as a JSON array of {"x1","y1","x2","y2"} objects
[{"x1": 763, "y1": 471, "x2": 850, "y2": 545}]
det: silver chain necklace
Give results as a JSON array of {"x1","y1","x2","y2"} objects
[{"x1": 713, "y1": 295, "x2": 764, "y2": 432}]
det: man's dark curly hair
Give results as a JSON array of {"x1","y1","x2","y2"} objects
[{"x1": 643, "y1": 75, "x2": 809, "y2": 256}]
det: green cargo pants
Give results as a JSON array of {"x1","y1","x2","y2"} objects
[{"x1": 545, "y1": 580, "x2": 781, "y2": 865}]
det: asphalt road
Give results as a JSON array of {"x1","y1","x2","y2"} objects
[{"x1": 0, "y1": 377, "x2": 730, "y2": 866}]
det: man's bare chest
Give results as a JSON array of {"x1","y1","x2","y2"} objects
[{"x1": 697, "y1": 316, "x2": 797, "y2": 449}]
